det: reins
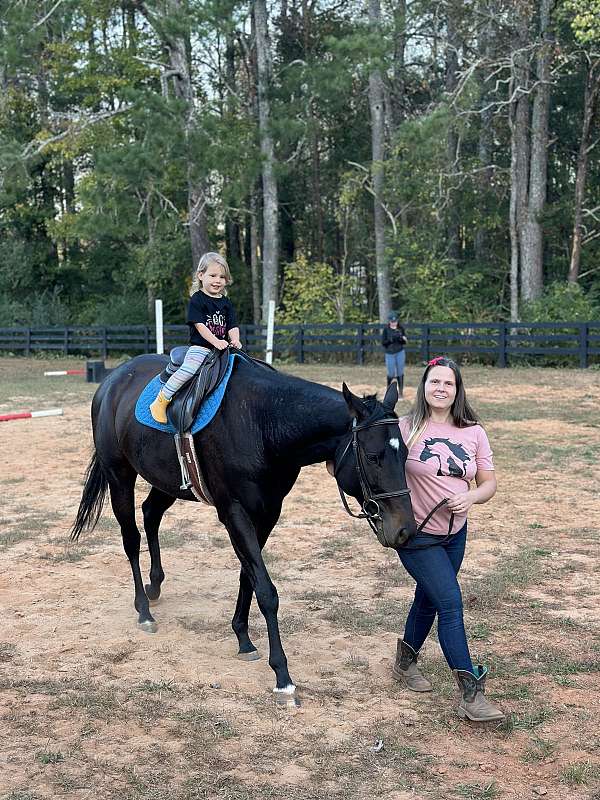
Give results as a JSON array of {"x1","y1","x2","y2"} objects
[{"x1": 335, "y1": 418, "x2": 455, "y2": 549}]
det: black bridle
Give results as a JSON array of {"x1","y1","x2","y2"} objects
[
  {"x1": 334, "y1": 418, "x2": 411, "y2": 546},
  {"x1": 335, "y1": 417, "x2": 454, "y2": 549}
]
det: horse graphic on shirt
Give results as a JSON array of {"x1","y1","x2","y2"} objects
[{"x1": 419, "y1": 437, "x2": 471, "y2": 478}]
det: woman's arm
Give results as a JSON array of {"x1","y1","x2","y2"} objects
[{"x1": 446, "y1": 469, "x2": 497, "y2": 514}]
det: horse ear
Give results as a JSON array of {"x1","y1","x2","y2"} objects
[
  {"x1": 383, "y1": 379, "x2": 398, "y2": 412},
  {"x1": 342, "y1": 382, "x2": 368, "y2": 420}
]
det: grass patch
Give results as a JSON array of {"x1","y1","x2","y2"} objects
[
  {"x1": 561, "y1": 760, "x2": 600, "y2": 786},
  {"x1": 464, "y1": 547, "x2": 551, "y2": 610},
  {"x1": 0, "y1": 642, "x2": 17, "y2": 662},
  {"x1": 453, "y1": 783, "x2": 501, "y2": 800},
  {"x1": 35, "y1": 750, "x2": 65, "y2": 765},
  {"x1": 174, "y1": 707, "x2": 237, "y2": 741},
  {"x1": 521, "y1": 736, "x2": 555, "y2": 763},
  {"x1": 499, "y1": 707, "x2": 554, "y2": 734}
]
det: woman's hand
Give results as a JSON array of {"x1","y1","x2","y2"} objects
[
  {"x1": 446, "y1": 491, "x2": 475, "y2": 515},
  {"x1": 230, "y1": 339, "x2": 243, "y2": 349},
  {"x1": 214, "y1": 339, "x2": 229, "y2": 351}
]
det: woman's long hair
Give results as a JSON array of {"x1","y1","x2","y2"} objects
[{"x1": 405, "y1": 357, "x2": 480, "y2": 449}]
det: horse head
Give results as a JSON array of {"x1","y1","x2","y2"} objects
[{"x1": 332, "y1": 381, "x2": 417, "y2": 549}]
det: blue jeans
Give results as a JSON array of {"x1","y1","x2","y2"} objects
[
  {"x1": 397, "y1": 522, "x2": 473, "y2": 672},
  {"x1": 385, "y1": 350, "x2": 405, "y2": 378}
]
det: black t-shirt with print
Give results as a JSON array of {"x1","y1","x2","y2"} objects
[{"x1": 186, "y1": 291, "x2": 238, "y2": 348}]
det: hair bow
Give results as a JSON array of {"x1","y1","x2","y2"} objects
[{"x1": 427, "y1": 356, "x2": 445, "y2": 366}]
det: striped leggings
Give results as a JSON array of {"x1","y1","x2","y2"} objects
[{"x1": 162, "y1": 345, "x2": 211, "y2": 400}]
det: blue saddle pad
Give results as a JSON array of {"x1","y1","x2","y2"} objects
[{"x1": 135, "y1": 352, "x2": 237, "y2": 434}]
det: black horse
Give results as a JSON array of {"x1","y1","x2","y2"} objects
[{"x1": 71, "y1": 353, "x2": 416, "y2": 699}]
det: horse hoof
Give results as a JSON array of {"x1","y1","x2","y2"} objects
[
  {"x1": 145, "y1": 584, "x2": 161, "y2": 604},
  {"x1": 236, "y1": 649, "x2": 261, "y2": 661},
  {"x1": 138, "y1": 620, "x2": 158, "y2": 634},
  {"x1": 273, "y1": 684, "x2": 300, "y2": 708}
]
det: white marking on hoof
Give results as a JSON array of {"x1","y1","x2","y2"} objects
[
  {"x1": 389, "y1": 437, "x2": 400, "y2": 450},
  {"x1": 137, "y1": 620, "x2": 158, "y2": 634},
  {"x1": 273, "y1": 683, "x2": 296, "y2": 695}
]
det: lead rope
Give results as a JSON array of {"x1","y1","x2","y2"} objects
[{"x1": 401, "y1": 498, "x2": 456, "y2": 550}]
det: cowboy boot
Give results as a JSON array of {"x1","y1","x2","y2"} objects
[
  {"x1": 149, "y1": 390, "x2": 171, "y2": 424},
  {"x1": 397, "y1": 375, "x2": 404, "y2": 398},
  {"x1": 392, "y1": 639, "x2": 433, "y2": 692},
  {"x1": 453, "y1": 666, "x2": 505, "y2": 722},
  {"x1": 386, "y1": 375, "x2": 393, "y2": 387}
]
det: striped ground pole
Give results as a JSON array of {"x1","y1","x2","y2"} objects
[
  {"x1": 44, "y1": 370, "x2": 85, "y2": 376},
  {"x1": 0, "y1": 408, "x2": 63, "y2": 422}
]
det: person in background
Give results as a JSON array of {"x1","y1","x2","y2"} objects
[
  {"x1": 393, "y1": 356, "x2": 504, "y2": 723},
  {"x1": 382, "y1": 312, "x2": 407, "y2": 396}
]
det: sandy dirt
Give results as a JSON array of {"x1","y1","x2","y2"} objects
[{"x1": 1, "y1": 360, "x2": 599, "y2": 800}]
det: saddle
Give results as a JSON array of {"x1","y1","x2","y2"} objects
[{"x1": 161, "y1": 346, "x2": 273, "y2": 505}]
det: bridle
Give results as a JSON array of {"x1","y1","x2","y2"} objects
[
  {"x1": 335, "y1": 417, "x2": 454, "y2": 548},
  {"x1": 334, "y1": 417, "x2": 411, "y2": 543}
]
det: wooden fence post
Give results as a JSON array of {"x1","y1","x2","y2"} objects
[
  {"x1": 25, "y1": 328, "x2": 31, "y2": 357},
  {"x1": 102, "y1": 327, "x2": 108, "y2": 359},
  {"x1": 296, "y1": 325, "x2": 304, "y2": 363},
  {"x1": 356, "y1": 324, "x2": 364, "y2": 365},
  {"x1": 420, "y1": 324, "x2": 430, "y2": 362},
  {"x1": 497, "y1": 323, "x2": 508, "y2": 367},
  {"x1": 579, "y1": 323, "x2": 589, "y2": 368}
]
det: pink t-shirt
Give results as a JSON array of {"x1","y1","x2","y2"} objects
[{"x1": 398, "y1": 417, "x2": 494, "y2": 535}]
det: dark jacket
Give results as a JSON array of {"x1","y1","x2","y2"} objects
[{"x1": 382, "y1": 325, "x2": 406, "y2": 354}]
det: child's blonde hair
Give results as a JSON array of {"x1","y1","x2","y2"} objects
[{"x1": 190, "y1": 252, "x2": 232, "y2": 296}]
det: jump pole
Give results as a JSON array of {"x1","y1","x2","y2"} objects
[
  {"x1": 44, "y1": 370, "x2": 85, "y2": 376},
  {"x1": 0, "y1": 408, "x2": 63, "y2": 423},
  {"x1": 265, "y1": 300, "x2": 275, "y2": 365},
  {"x1": 155, "y1": 298, "x2": 164, "y2": 355}
]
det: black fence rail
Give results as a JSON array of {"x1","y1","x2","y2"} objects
[{"x1": 1, "y1": 321, "x2": 599, "y2": 367}]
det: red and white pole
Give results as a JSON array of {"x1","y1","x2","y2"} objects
[
  {"x1": 0, "y1": 408, "x2": 63, "y2": 422},
  {"x1": 44, "y1": 370, "x2": 84, "y2": 376}
]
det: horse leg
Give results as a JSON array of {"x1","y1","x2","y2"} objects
[
  {"x1": 232, "y1": 568, "x2": 260, "y2": 660},
  {"x1": 107, "y1": 469, "x2": 157, "y2": 633},
  {"x1": 221, "y1": 502, "x2": 294, "y2": 694},
  {"x1": 232, "y1": 521, "x2": 275, "y2": 660},
  {"x1": 141, "y1": 487, "x2": 176, "y2": 604}
]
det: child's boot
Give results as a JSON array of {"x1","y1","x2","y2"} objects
[{"x1": 149, "y1": 390, "x2": 171, "y2": 424}]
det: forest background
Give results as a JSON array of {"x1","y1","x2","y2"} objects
[{"x1": 1, "y1": 0, "x2": 599, "y2": 329}]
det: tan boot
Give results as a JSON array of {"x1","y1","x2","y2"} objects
[
  {"x1": 453, "y1": 666, "x2": 505, "y2": 722},
  {"x1": 149, "y1": 390, "x2": 171, "y2": 424},
  {"x1": 392, "y1": 639, "x2": 433, "y2": 692}
]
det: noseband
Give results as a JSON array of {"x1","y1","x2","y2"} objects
[{"x1": 334, "y1": 418, "x2": 411, "y2": 542}]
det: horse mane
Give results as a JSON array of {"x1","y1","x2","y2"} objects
[{"x1": 361, "y1": 393, "x2": 398, "y2": 422}]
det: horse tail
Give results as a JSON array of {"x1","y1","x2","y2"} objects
[{"x1": 70, "y1": 451, "x2": 108, "y2": 541}]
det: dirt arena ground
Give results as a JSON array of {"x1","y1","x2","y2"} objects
[{"x1": 1, "y1": 357, "x2": 599, "y2": 800}]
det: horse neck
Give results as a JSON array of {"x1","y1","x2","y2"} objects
[{"x1": 268, "y1": 382, "x2": 350, "y2": 468}]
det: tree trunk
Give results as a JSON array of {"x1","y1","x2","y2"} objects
[
  {"x1": 254, "y1": 0, "x2": 279, "y2": 322},
  {"x1": 475, "y1": 0, "x2": 494, "y2": 265},
  {"x1": 135, "y1": 0, "x2": 209, "y2": 276},
  {"x1": 508, "y1": 4, "x2": 532, "y2": 321},
  {"x1": 445, "y1": 3, "x2": 461, "y2": 263},
  {"x1": 250, "y1": 190, "x2": 261, "y2": 325},
  {"x1": 568, "y1": 56, "x2": 600, "y2": 284},
  {"x1": 521, "y1": 0, "x2": 553, "y2": 303},
  {"x1": 368, "y1": 0, "x2": 391, "y2": 323}
]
